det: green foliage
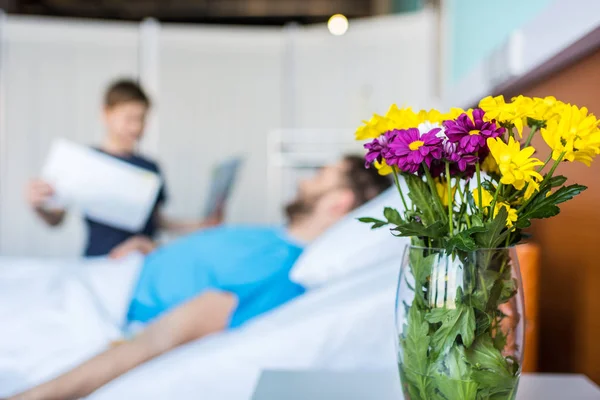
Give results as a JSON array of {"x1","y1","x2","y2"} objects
[
  {"x1": 466, "y1": 188, "x2": 477, "y2": 211},
  {"x1": 426, "y1": 304, "x2": 476, "y2": 355},
  {"x1": 405, "y1": 173, "x2": 439, "y2": 225},
  {"x1": 475, "y1": 310, "x2": 492, "y2": 337},
  {"x1": 383, "y1": 207, "x2": 403, "y2": 225},
  {"x1": 398, "y1": 245, "x2": 521, "y2": 400},
  {"x1": 446, "y1": 227, "x2": 488, "y2": 253},
  {"x1": 466, "y1": 336, "x2": 519, "y2": 398},
  {"x1": 431, "y1": 346, "x2": 479, "y2": 400},
  {"x1": 481, "y1": 180, "x2": 496, "y2": 194},
  {"x1": 356, "y1": 217, "x2": 388, "y2": 229},
  {"x1": 474, "y1": 207, "x2": 509, "y2": 248},
  {"x1": 546, "y1": 175, "x2": 568, "y2": 188},
  {"x1": 517, "y1": 184, "x2": 587, "y2": 228},
  {"x1": 357, "y1": 207, "x2": 403, "y2": 229},
  {"x1": 401, "y1": 305, "x2": 432, "y2": 399},
  {"x1": 393, "y1": 220, "x2": 448, "y2": 238},
  {"x1": 408, "y1": 250, "x2": 436, "y2": 308}
]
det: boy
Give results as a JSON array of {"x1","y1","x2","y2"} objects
[{"x1": 26, "y1": 79, "x2": 218, "y2": 258}]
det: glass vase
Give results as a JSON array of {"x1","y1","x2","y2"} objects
[{"x1": 395, "y1": 245, "x2": 525, "y2": 400}]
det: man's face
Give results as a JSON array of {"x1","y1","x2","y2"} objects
[
  {"x1": 285, "y1": 160, "x2": 353, "y2": 221},
  {"x1": 103, "y1": 101, "x2": 148, "y2": 150}
]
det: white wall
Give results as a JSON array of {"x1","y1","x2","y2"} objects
[
  {"x1": 0, "y1": 10, "x2": 437, "y2": 257},
  {"x1": 442, "y1": 0, "x2": 600, "y2": 108}
]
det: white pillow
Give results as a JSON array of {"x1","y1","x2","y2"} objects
[{"x1": 290, "y1": 183, "x2": 410, "y2": 288}]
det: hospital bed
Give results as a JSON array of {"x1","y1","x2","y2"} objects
[{"x1": 0, "y1": 188, "x2": 406, "y2": 399}]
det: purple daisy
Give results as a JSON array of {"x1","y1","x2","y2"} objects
[
  {"x1": 363, "y1": 130, "x2": 397, "y2": 168},
  {"x1": 388, "y1": 128, "x2": 443, "y2": 174},
  {"x1": 443, "y1": 108, "x2": 505, "y2": 153},
  {"x1": 443, "y1": 141, "x2": 478, "y2": 172}
]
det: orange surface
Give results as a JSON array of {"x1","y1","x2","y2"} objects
[{"x1": 517, "y1": 243, "x2": 541, "y2": 373}]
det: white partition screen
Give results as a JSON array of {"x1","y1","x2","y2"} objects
[
  {"x1": 0, "y1": 10, "x2": 437, "y2": 257},
  {"x1": 0, "y1": 17, "x2": 140, "y2": 257},
  {"x1": 155, "y1": 25, "x2": 284, "y2": 225}
]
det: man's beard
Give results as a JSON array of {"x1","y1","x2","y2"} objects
[{"x1": 284, "y1": 195, "x2": 316, "y2": 224}]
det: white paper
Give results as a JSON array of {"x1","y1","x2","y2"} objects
[{"x1": 41, "y1": 139, "x2": 161, "y2": 232}]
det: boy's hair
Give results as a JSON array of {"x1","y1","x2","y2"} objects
[
  {"x1": 342, "y1": 155, "x2": 392, "y2": 208},
  {"x1": 104, "y1": 79, "x2": 151, "y2": 108}
]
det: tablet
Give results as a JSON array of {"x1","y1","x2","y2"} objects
[{"x1": 202, "y1": 157, "x2": 243, "y2": 218}]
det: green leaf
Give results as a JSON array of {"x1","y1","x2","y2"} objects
[
  {"x1": 481, "y1": 180, "x2": 497, "y2": 194},
  {"x1": 466, "y1": 189, "x2": 477, "y2": 211},
  {"x1": 405, "y1": 174, "x2": 438, "y2": 225},
  {"x1": 357, "y1": 217, "x2": 388, "y2": 230},
  {"x1": 493, "y1": 327, "x2": 508, "y2": 352},
  {"x1": 426, "y1": 305, "x2": 476, "y2": 355},
  {"x1": 409, "y1": 250, "x2": 436, "y2": 292},
  {"x1": 447, "y1": 234, "x2": 476, "y2": 253},
  {"x1": 499, "y1": 278, "x2": 517, "y2": 304},
  {"x1": 446, "y1": 226, "x2": 488, "y2": 253},
  {"x1": 546, "y1": 175, "x2": 568, "y2": 188},
  {"x1": 392, "y1": 220, "x2": 447, "y2": 238},
  {"x1": 471, "y1": 213, "x2": 484, "y2": 228},
  {"x1": 475, "y1": 311, "x2": 492, "y2": 336},
  {"x1": 400, "y1": 305, "x2": 432, "y2": 398},
  {"x1": 465, "y1": 335, "x2": 518, "y2": 397},
  {"x1": 383, "y1": 207, "x2": 403, "y2": 225},
  {"x1": 445, "y1": 345, "x2": 470, "y2": 379},
  {"x1": 515, "y1": 218, "x2": 532, "y2": 229},
  {"x1": 471, "y1": 269, "x2": 500, "y2": 311},
  {"x1": 545, "y1": 183, "x2": 587, "y2": 204},
  {"x1": 433, "y1": 375, "x2": 478, "y2": 400},
  {"x1": 520, "y1": 184, "x2": 587, "y2": 221},
  {"x1": 474, "y1": 207, "x2": 508, "y2": 248},
  {"x1": 432, "y1": 346, "x2": 478, "y2": 400}
]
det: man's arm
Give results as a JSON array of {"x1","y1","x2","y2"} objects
[
  {"x1": 108, "y1": 235, "x2": 157, "y2": 259},
  {"x1": 10, "y1": 291, "x2": 237, "y2": 400},
  {"x1": 157, "y1": 207, "x2": 224, "y2": 234}
]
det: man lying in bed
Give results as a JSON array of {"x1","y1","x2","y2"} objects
[{"x1": 8, "y1": 155, "x2": 390, "y2": 400}]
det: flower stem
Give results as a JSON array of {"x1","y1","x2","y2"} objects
[
  {"x1": 445, "y1": 162, "x2": 453, "y2": 236},
  {"x1": 422, "y1": 163, "x2": 447, "y2": 223},
  {"x1": 392, "y1": 167, "x2": 409, "y2": 212},
  {"x1": 507, "y1": 124, "x2": 515, "y2": 140},
  {"x1": 546, "y1": 151, "x2": 566, "y2": 180},
  {"x1": 524, "y1": 125, "x2": 539, "y2": 147},
  {"x1": 475, "y1": 162, "x2": 483, "y2": 210},
  {"x1": 456, "y1": 181, "x2": 471, "y2": 229},
  {"x1": 537, "y1": 153, "x2": 553, "y2": 173},
  {"x1": 490, "y1": 183, "x2": 503, "y2": 219}
]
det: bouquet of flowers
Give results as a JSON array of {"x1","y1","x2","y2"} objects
[{"x1": 356, "y1": 95, "x2": 600, "y2": 400}]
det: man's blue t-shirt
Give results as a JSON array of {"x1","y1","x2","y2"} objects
[
  {"x1": 84, "y1": 149, "x2": 167, "y2": 257},
  {"x1": 127, "y1": 226, "x2": 306, "y2": 328}
]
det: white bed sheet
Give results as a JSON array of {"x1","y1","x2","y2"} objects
[
  {"x1": 0, "y1": 256, "x2": 400, "y2": 399},
  {"x1": 92, "y1": 260, "x2": 400, "y2": 400},
  {"x1": 0, "y1": 255, "x2": 143, "y2": 396}
]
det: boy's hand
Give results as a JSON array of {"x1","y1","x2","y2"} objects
[
  {"x1": 109, "y1": 236, "x2": 156, "y2": 259},
  {"x1": 26, "y1": 179, "x2": 55, "y2": 209}
]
